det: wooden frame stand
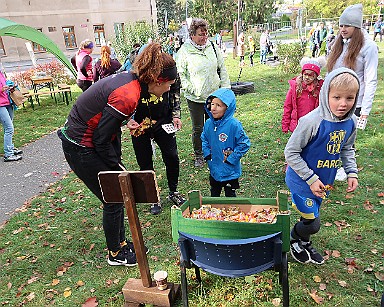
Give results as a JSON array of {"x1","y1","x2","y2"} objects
[{"x1": 98, "y1": 171, "x2": 180, "y2": 306}]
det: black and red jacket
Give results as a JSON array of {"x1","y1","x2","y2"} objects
[{"x1": 59, "y1": 71, "x2": 141, "y2": 169}]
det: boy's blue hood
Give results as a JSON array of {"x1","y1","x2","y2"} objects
[{"x1": 205, "y1": 88, "x2": 236, "y2": 123}]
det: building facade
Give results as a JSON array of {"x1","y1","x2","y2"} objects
[{"x1": 0, "y1": 0, "x2": 157, "y2": 64}]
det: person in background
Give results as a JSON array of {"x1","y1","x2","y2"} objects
[
  {"x1": 107, "y1": 41, "x2": 118, "y2": 59},
  {"x1": 176, "y1": 18, "x2": 230, "y2": 168},
  {"x1": 259, "y1": 29, "x2": 270, "y2": 64},
  {"x1": 71, "y1": 39, "x2": 94, "y2": 92},
  {"x1": 58, "y1": 43, "x2": 177, "y2": 267},
  {"x1": 282, "y1": 57, "x2": 325, "y2": 133},
  {"x1": 317, "y1": 22, "x2": 328, "y2": 56},
  {"x1": 237, "y1": 32, "x2": 246, "y2": 66},
  {"x1": 327, "y1": 3, "x2": 378, "y2": 180},
  {"x1": 248, "y1": 36, "x2": 255, "y2": 67},
  {"x1": 0, "y1": 70, "x2": 23, "y2": 162},
  {"x1": 201, "y1": 88, "x2": 250, "y2": 197},
  {"x1": 373, "y1": 16, "x2": 382, "y2": 42},
  {"x1": 285, "y1": 68, "x2": 359, "y2": 265},
  {"x1": 120, "y1": 43, "x2": 141, "y2": 73},
  {"x1": 93, "y1": 45, "x2": 122, "y2": 82}
]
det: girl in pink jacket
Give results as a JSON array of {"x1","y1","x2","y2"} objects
[{"x1": 282, "y1": 57, "x2": 325, "y2": 133}]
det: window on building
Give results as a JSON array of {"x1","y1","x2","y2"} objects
[
  {"x1": 63, "y1": 26, "x2": 77, "y2": 48},
  {"x1": 48, "y1": 27, "x2": 57, "y2": 32},
  {"x1": 114, "y1": 23, "x2": 124, "y2": 39},
  {"x1": 0, "y1": 37, "x2": 5, "y2": 56},
  {"x1": 93, "y1": 24, "x2": 105, "y2": 46},
  {"x1": 32, "y1": 28, "x2": 46, "y2": 52}
]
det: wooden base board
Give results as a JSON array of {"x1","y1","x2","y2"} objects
[{"x1": 122, "y1": 278, "x2": 180, "y2": 307}]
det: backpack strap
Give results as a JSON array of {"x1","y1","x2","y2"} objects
[{"x1": 209, "y1": 40, "x2": 221, "y2": 77}]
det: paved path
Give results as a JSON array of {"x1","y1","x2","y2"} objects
[{"x1": 0, "y1": 131, "x2": 70, "y2": 225}]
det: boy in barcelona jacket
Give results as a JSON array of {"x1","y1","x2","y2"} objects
[
  {"x1": 284, "y1": 67, "x2": 359, "y2": 266},
  {"x1": 201, "y1": 88, "x2": 250, "y2": 197}
]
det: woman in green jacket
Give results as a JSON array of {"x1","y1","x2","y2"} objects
[{"x1": 176, "y1": 18, "x2": 230, "y2": 167}]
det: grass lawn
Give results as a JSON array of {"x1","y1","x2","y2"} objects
[{"x1": 0, "y1": 45, "x2": 383, "y2": 306}]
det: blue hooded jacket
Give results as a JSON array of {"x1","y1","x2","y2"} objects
[{"x1": 201, "y1": 88, "x2": 250, "y2": 182}]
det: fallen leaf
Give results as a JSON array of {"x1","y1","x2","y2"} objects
[
  {"x1": 63, "y1": 288, "x2": 71, "y2": 298},
  {"x1": 309, "y1": 290, "x2": 324, "y2": 304},
  {"x1": 77, "y1": 280, "x2": 85, "y2": 287},
  {"x1": 338, "y1": 280, "x2": 347, "y2": 287},
  {"x1": 7, "y1": 282, "x2": 12, "y2": 289},
  {"x1": 374, "y1": 271, "x2": 384, "y2": 281},
  {"x1": 26, "y1": 292, "x2": 35, "y2": 301},
  {"x1": 52, "y1": 279, "x2": 60, "y2": 286},
  {"x1": 319, "y1": 283, "x2": 327, "y2": 291},
  {"x1": 272, "y1": 298, "x2": 281, "y2": 306},
  {"x1": 82, "y1": 296, "x2": 98, "y2": 307},
  {"x1": 332, "y1": 250, "x2": 341, "y2": 258},
  {"x1": 313, "y1": 276, "x2": 322, "y2": 283}
]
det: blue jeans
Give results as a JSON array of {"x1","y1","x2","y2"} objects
[
  {"x1": 260, "y1": 46, "x2": 268, "y2": 64},
  {"x1": 0, "y1": 105, "x2": 15, "y2": 157}
]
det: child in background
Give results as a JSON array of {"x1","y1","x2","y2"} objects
[
  {"x1": 237, "y1": 32, "x2": 246, "y2": 66},
  {"x1": 201, "y1": 88, "x2": 250, "y2": 197},
  {"x1": 282, "y1": 57, "x2": 325, "y2": 133},
  {"x1": 248, "y1": 36, "x2": 256, "y2": 67},
  {"x1": 284, "y1": 68, "x2": 359, "y2": 265}
]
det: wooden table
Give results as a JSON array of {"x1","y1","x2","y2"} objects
[{"x1": 31, "y1": 76, "x2": 54, "y2": 105}]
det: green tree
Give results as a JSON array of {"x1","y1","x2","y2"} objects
[
  {"x1": 156, "y1": 0, "x2": 177, "y2": 36},
  {"x1": 188, "y1": 0, "x2": 276, "y2": 34},
  {"x1": 113, "y1": 21, "x2": 156, "y2": 62},
  {"x1": 303, "y1": 0, "x2": 378, "y2": 19}
]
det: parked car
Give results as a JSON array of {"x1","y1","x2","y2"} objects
[{"x1": 276, "y1": 26, "x2": 293, "y2": 32}]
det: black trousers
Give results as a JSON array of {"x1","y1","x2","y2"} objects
[
  {"x1": 131, "y1": 127, "x2": 180, "y2": 193},
  {"x1": 209, "y1": 175, "x2": 239, "y2": 197},
  {"x1": 76, "y1": 79, "x2": 92, "y2": 92},
  {"x1": 60, "y1": 137, "x2": 126, "y2": 253}
]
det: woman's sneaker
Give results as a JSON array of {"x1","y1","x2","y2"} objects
[
  {"x1": 4, "y1": 154, "x2": 22, "y2": 162},
  {"x1": 168, "y1": 191, "x2": 186, "y2": 206},
  {"x1": 122, "y1": 240, "x2": 149, "y2": 255},
  {"x1": 302, "y1": 241, "x2": 324, "y2": 264},
  {"x1": 290, "y1": 239, "x2": 310, "y2": 264},
  {"x1": 107, "y1": 249, "x2": 137, "y2": 267},
  {"x1": 13, "y1": 148, "x2": 23, "y2": 155},
  {"x1": 150, "y1": 203, "x2": 162, "y2": 215}
]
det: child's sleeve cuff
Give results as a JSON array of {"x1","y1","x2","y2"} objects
[
  {"x1": 306, "y1": 174, "x2": 319, "y2": 186},
  {"x1": 347, "y1": 172, "x2": 358, "y2": 179}
]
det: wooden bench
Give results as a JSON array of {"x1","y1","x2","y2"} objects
[
  {"x1": 57, "y1": 83, "x2": 72, "y2": 101},
  {"x1": 34, "y1": 88, "x2": 72, "y2": 106},
  {"x1": 19, "y1": 87, "x2": 34, "y2": 109}
]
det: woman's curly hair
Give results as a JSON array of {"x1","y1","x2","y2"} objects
[{"x1": 132, "y1": 43, "x2": 175, "y2": 84}]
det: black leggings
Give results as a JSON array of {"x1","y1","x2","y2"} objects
[
  {"x1": 291, "y1": 217, "x2": 321, "y2": 242},
  {"x1": 60, "y1": 137, "x2": 126, "y2": 253},
  {"x1": 131, "y1": 127, "x2": 179, "y2": 193}
]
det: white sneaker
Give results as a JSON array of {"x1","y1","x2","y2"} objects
[{"x1": 335, "y1": 167, "x2": 347, "y2": 181}]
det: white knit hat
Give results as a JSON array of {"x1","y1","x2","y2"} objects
[{"x1": 339, "y1": 3, "x2": 363, "y2": 29}]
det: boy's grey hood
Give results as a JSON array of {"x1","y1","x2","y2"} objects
[{"x1": 319, "y1": 67, "x2": 360, "y2": 122}]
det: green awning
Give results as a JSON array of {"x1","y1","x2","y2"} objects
[{"x1": 0, "y1": 18, "x2": 76, "y2": 77}]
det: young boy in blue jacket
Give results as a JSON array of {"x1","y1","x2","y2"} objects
[
  {"x1": 284, "y1": 67, "x2": 359, "y2": 265},
  {"x1": 201, "y1": 88, "x2": 250, "y2": 197}
]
